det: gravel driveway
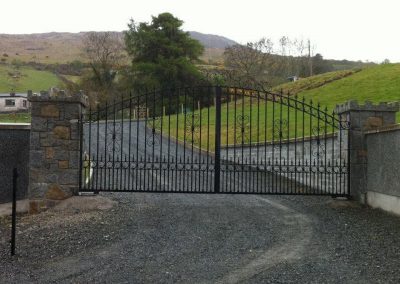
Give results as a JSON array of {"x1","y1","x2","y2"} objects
[
  {"x1": 0, "y1": 121, "x2": 398, "y2": 283},
  {"x1": 1, "y1": 192, "x2": 400, "y2": 283}
]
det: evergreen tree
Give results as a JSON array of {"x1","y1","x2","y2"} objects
[{"x1": 124, "y1": 13, "x2": 204, "y2": 90}]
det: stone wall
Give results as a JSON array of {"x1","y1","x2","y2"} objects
[
  {"x1": 365, "y1": 125, "x2": 400, "y2": 214},
  {"x1": 366, "y1": 125, "x2": 400, "y2": 197},
  {"x1": 28, "y1": 90, "x2": 88, "y2": 213},
  {"x1": 0, "y1": 124, "x2": 30, "y2": 203}
]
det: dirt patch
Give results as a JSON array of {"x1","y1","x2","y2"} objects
[
  {"x1": 50, "y1": 195, "x2": 118, "y2": 213},
  {"x1": 0, "y1": 199, "x2": 29, "y2": 217},
  {"x1": 327, "y1": 198, "x2": 362, "y2": 209}
]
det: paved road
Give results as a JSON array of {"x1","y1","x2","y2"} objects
[{"x1": 82, "y1": 121, "x2": 291, "y2": 194}]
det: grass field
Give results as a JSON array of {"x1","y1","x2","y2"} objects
[
  {"x1": 272, "y1": 69, "x2": 360, "y2": 95},
  {"x1": 0, "y1": 112, "x2": 31, "y2": 123},
  {"x1": 0, "y1": 64, "x2": 61, "y2": 93},
  {"x1": 157, "y1": 64, "x2": 400, "y2": 149},
  {"x1": 295, "y1": 63, "x2": 400, "y2": 122}
]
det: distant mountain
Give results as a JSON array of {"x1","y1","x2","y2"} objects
[
  {"x1": 0, "y1": 31, "x2": 236, "y2": 64},
  {"x1": 189, "y1": 31, "x2": 237, "y2": 49}
]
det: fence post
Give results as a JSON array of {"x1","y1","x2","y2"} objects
[
  {"x1": 11, "y1": 168, "x2": 18, "y2": 256},
  {"x1": 27, "y1": 89, "x2": 88, "y2": 213},
  {"x1": 214, "y1": 86, "x2": 222, "y2": 193}
]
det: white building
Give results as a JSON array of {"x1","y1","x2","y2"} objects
[{"x1": 0, "y1": 92, "x2": 30, "y2": 113}]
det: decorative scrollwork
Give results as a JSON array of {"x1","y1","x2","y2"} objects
[
  {"x1": 311, "y1": 126, "x2": 326, "y2": 157},
  {"x1": 185, "y1": 113, "x2": 200, "y2": 144},
  {"x1": 273, "y1": 119, "x2": 288, "y2": 149},
  {"x1": 107, "y1": 123, "x2": 121, "y2": 153},
  {"x1": 311, "y1": 126, "x2": 325, "y2": 157},
  {"x1": 234, "y1": 114, "x2": 250, "y2": 144},
  {"x1": 338, "y1": 120, "x2": 351, "y2": 130},
  {"x1": 146, "y1": 117, "x2": 161, "y2": 146}
]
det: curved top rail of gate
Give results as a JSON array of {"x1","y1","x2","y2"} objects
[{"x1": 85, "y1": 86, "x2": 348, "y2": 129}]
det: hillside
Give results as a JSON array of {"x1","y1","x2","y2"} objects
[
  {"x1": 0, "y1": 31, "x2": 234, "y2": 64},
  {"x1": 297, "y1": 64, "x2": 400, "y2": 121},
  {"x1": 0, "y1": 64, "x2": 61, "y2": 93},
  {"x1": 157, "y1": 64, "x2": 400, "y2": 149},
  {"x1": 272, "y1": 69, "x2": 361, "y2": 95},
  {"x1": 188, "y1": 31, "x2": 237, "y2": 48}
]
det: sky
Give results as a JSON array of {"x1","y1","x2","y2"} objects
[{"x1": 1, "y1": 0, "x2": 400, "y2": 63}]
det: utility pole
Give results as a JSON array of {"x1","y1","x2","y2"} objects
[{"x1": 308, "y1": 39, "x2": 313, "y2": 77}]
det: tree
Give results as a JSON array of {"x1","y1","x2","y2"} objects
[
  {"x1": 222, "y1": 38, "x2": 276, "y2": 90},
  {"x1": 124, "y1": 13, "x2": 205, "y2": 90},
  {"x1": 81, "y1": 32, "x2": 125, "y2": 105},
  {"x1": 312, "y1": 53, "x2": 333, "y2": 74},
  {"x1": 219, "y1": 37, "x2": 324, "y2": 91}
]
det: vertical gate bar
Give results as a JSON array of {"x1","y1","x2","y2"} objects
[
  {"x1": 302, "y1": 98, "x2": 305, "y2": 195},
  {"x1": 309, "y1": 101, "x2": 313, "y2": 194},
  {"x1": 191, "y1": 88, "x2": 195, "y2": 192},
  {"x1": 264, "y1": 92, "x2": 268, "y2": 193},
  {"x1": 167, "y1": 89, "x2": 172, "y2": 192},
  {"x1": 183, "y1": 88, "x2": 187, "y2": 191},
  {"x1": 151, "y1": 89, "x2": 156, "y2": 192},
  {"x1": 160, "y1": 90, "x2": 164, "y2": 192},
  {"x1": 11, "y1": 168, "x2": 17, "y2": 256},
  {"x1": 317, "y1": 109, "x2": 321, "y2": 194},
  {"x1": 206, "y1": 87, "x2": 210, "y2": 192},
  {"x1": 214, "y1": 86, "x2": 222, "y2": 193},
  {"x1": 120, "y1": 94, "x2": 124, "y2": 191},
  {"x1": 226, "y1": 87, "x2": 229, "y2": 193},
  {"x1": 241, "y1": 90, "x2": 245, "y2": 193},
  {"x1": 136, "y1": 94, "x2": 140, "y2": 191},
  {"x1": 317, "y1": 103, "x2": 321, "y2": 193},
  {"x1": 175, "y1": 88, "x2": 180, "y2": 192},
  {"x1": 331, "y1": 113, "x2": 335, "y2": 195},
  {"x1": 88, "y1": 107, "x2": 92, "y2": 191},
  {"x1": 112, "y1": 99, "x2": 116, "y2": 190},
  {"x1": 96, "y1": 106, "x2": 100, "y2": 192},
  {"x1": 339, "y1": 114, "x2": 343, "y2": 195},
  {"x1": 279, "y1": 94, "x2": 283, "y2": 193},
  {"x1": 324, "y1": 108, "x2": 328, "y2": 193},
  {"x1": 347, "y1": 126, "x2": 350, "y2": 196},
  {"x1": 233, "y1": 88, "x2": 237, "y2": 193},
  {"x1": 294, "y1": 96, "x2": 298, "y2": 194},
  {"x1": 78, "y1": 113, "x2": 83, "y2": 191},
  {"x1": 272, "y1": 94, "x2": 275, "y2": 193},
  {"x1": 198, "y1": 88, "x2": 202, "y2": 192},
  {"x1": 287, "y1": 94, "x2": 290, "y2": 194},
  {"x1": 249, "y1": 91, "x2": 253, "y2": 193},
  {"x1": 144, "y1": 91, "x2": 148, "y2": 190},
  {"x1": 104, "y1": 102, "x2": 108, "y2": 190},
  {"x1": 128, "y1": 95, "x2": 132, "y2": 191},
  {"x1": 256, "y1": 91, "x2": 260, "y2": 193}
]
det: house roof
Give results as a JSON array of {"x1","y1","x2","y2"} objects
[{"x1": 0, "y1": 93, "x2": 28, "y2": 98}]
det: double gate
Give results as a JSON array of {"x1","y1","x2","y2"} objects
[{"x1": 79, "y1": 86, "x2": 349, "y2": 196}]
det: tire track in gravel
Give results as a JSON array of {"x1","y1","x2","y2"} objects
[{"x1": 216, "y1": 196, "x2": 313, "y2": 284}]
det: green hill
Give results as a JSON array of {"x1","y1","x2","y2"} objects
[
  {"x1": 0, "y1": 64, "x2": 61, "y2": 93},
  {"x1": 157, "y1": 64, "x2": 400, "y2": 149},
  {"x1": 272, "y1": 69, "x2": 361, "y2": 95},
  {"x1": 296, "y1": 64, "x2": 400, "y2": 122}
]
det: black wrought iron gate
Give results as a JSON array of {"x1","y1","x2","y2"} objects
[{"x1": 79, "y1": 86, "x2": 349, "y2": 196}]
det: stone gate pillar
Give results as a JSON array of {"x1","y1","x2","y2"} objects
[
  {"x1": 28, "y1": 90, "x2": 88, "y2": 213},
  {"x1": 335, "y1": 101, "x2": 399, "y2": 203}
]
